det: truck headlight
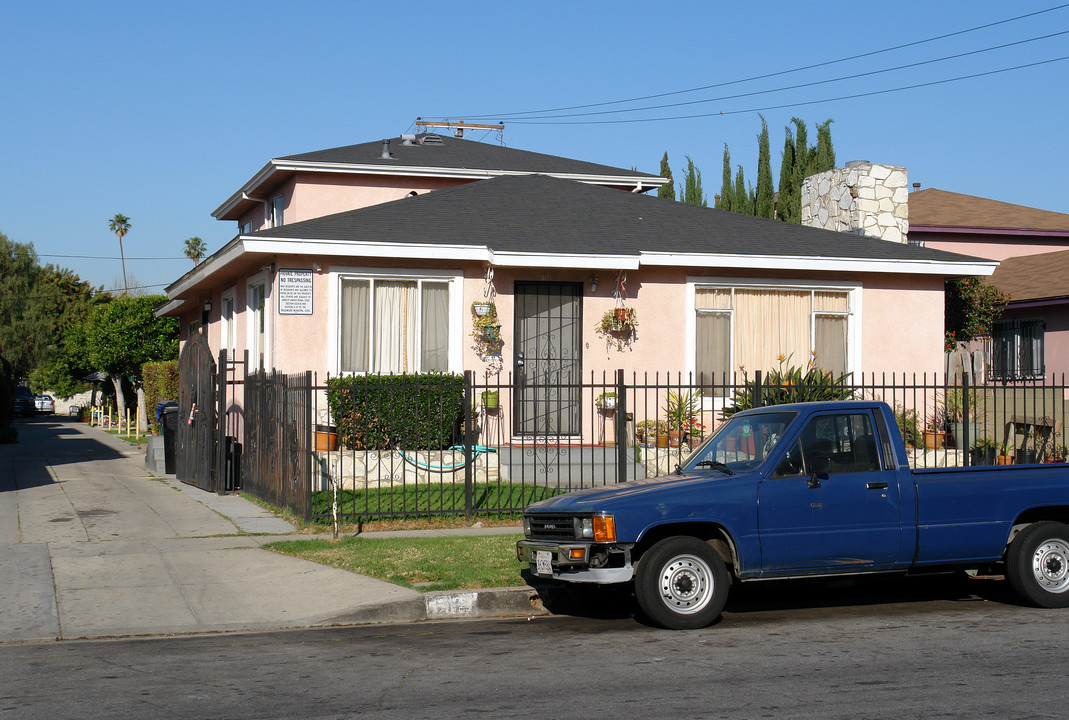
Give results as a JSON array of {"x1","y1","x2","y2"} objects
[
  {"x1": 581, "y1": 516, "x2": 616, "y2": 542},
  {"x1": 522, "y1": 516, "x2": 531, "y2": 536}
]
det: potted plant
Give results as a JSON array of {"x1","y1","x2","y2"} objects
[
  {"x1": 636, "y1": 419, "x2": 667, "y2": 446},
  {"x1": 471, "y1": 302, "x2": 503, "y2": 359},
  {"x1": 481, "y1": 390, "x2": 500, "y2": 411},
  {"x1": 595, "y1": 307, "x2": 638, "y2": 339},
  {"x1": 922, "y1": 406, "x2": 947, "y2": 450},
  {"x1": 945, "y1": 388, "x2": 982, "y2": 448},
  {"x1": 1017, "y1": 430, "x2": 1038, "y2": 464},
  {"x1": 683, "y1": 417, "x2": 706, "y2": 448},
  {"x1": 596, "y1": 392, "x2": 617, "y2": 411},
  {"x1": 664, "y1": 390, "x2": 698, "y2": 448},
  {"x1": 970, "y1": 438, "x2": 997, "y2": 466},
  {"x1": 996, "y1": 442, "x2": 1013, "y2": 465},
  {"x1": 315, "y1": 423, "x2": 339, "y2": 451}
]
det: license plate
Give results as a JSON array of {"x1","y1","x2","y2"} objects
[{"x1": 535, "y1": 550, "x2": 553, "y2": 576}]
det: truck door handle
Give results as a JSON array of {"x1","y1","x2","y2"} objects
[{"x1": 866, "y1": 481, "x2": 888, "y2": 490}]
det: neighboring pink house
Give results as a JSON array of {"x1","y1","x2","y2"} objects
[
  {"x1": 909, "y1": 188, "x2": 1069, "y2": 379},
  {"x1": 160, "y1": 138, "x2": 993, "y2": 440}
]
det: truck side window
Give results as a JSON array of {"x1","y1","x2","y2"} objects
[
  {"x1": 798, "y1": 413, "x2": 881, "y2": 475},
  {"x1": 773, "y1": 440, "x2": 805, "y2": 477}
]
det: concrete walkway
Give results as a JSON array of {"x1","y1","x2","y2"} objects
[{"x1": 0, "y1": 416, "x2": 541, "y2": 643}]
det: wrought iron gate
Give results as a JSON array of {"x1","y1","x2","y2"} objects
[{"x1": 177, "y1": 332, "x2": 218, "y2": 491}]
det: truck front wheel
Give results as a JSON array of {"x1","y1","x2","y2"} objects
[
  {"x1": 1007, "y1": 521, "x2": 1069, "y2": 608},
  {"x1": 635, "y1": 536, "x2": 730, "y2": 629}
]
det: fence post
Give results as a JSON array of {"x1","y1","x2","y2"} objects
[
  {"x1": 753, "y1": 370, "x2": 764, "y2": 408},
  {"x1": 215, "y1": 349, "x2": 227, "y2": 495},
  {"x1": 962, "y1": 374, "x2": 972, "y2": 467},
  {"x1": 615, "y1": 369, "x2": 628, "y2": 483},
  {"x1": 463, "y1": 370, "x2": 473, "y2": 521}
]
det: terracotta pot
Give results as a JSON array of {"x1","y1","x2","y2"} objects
[
  {"x1": 669, "y1": 430, "x2": 682, "y2": 448},
  {"x1": 315, "y1": 431, "x2": 338, "y2": 451},
  {"x1": 923, "y1": 431, "x2": 946, "y2": 450},
  {"x1": 996, "y1": 455, "x2": 1013, "y2": 465},
  {"x1": 656, "y1": 433, "x2": 669, "y2": 448}
]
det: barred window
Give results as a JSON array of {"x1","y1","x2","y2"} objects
[{"x1": 991, "y1": 318, "x2": 1044, "y2": 380}]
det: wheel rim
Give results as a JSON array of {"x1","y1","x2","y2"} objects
[
  {"x1": 1032, "y1": 538, "x2": 1069, "y2": 593},
  {"x1": 657, "y1": 553, "x2": 714, "y2": 614}
]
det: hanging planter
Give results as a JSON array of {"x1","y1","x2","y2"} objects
[
  {"x1": 596, "y1": 307, "x2": 638, "y2": 339},
  {"x1": 473, "y1": 302, "x2": 492, "y2": 316},
  {"x1": 471, "y1": 301, "x2": 504, "y2": 359}
]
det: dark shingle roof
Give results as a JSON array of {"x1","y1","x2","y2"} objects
[
  {"x1": 282, "y1": 134, "x2": 661, "y2": 180},
  {"x1": 910, "y1": 188, "x2": 1069, "y2": 233},
  {"x1": 989, "y1": 249, "x2": 1069, "y2": 302},
  {"x1": 252, "y1": 174, "x2": 986, "y2": 264}
]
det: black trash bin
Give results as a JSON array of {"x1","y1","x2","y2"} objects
[{"x1": 159, "y1": 401, "x2": 179, "y2": 475}]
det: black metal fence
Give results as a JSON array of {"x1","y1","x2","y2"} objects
[{"x1": 240, "y1": 369, "x2": 1069, "y2": 522}]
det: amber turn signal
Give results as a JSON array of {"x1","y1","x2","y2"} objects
[{"x1": 592, "y1": 515, "x2": 616, "y2": 543}]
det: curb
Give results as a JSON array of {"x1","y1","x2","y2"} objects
[{"x1": 327, "y1": 585, "x2": 560, "y2": 626}]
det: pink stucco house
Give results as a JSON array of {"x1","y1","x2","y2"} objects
[
  {"x1": 910, "y1": 188, "x2": 1069, "y2": 379},
  {"x1": 160, "y1": 137, "x2": 993, "y2": 442}
]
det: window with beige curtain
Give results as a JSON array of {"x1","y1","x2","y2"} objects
[
  {"x1": 340, "y1": 277, "x2": 450, "y2": 374},
  {"x1": 695, "y1": 285, "x2": 850, "y2": 383}
]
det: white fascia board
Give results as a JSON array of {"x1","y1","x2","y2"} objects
[
  {"x1": 488, "y1": 252, "x2": 640, "y2": 270},
  {"x1": 639, "y1": 251, "x2": 998, "y2": 276},
  {"x1": 268, "y1": 160, "x2": 669, "y2": 188},
  {"x1": 166, "y1": 239, "x2": 249, "y2": 297},
  {"x1": 241, "y1": 238, "x2": 491, "y2": 262},
  {"x1": 154, "y1": 299, "x2": 185, "y2": 317},
  {"x1": 212, "y1": 161, "x2": 279, "y2": 218}
]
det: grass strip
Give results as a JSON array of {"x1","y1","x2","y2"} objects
[
  {"x1": 311, "y1": 483, "x2": 559, "y2": 521},
  {"x1": 264, "y1": 533, "x2": 526, "y2": 592}
]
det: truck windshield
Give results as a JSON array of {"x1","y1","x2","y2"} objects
[{"x1": 684, "y1": 411, "x2": 797, "y2": 474}]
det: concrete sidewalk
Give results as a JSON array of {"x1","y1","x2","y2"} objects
[{"x1": 0, "y1": 416, "x2": 546, "y2": 643}]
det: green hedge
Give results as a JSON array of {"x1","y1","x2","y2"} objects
[
  {"x1": 142, "y1": 360, "x2": 179, "y2": 433},
  {"x1": 327, "y1": 373, "x2": 466, "y2": 450}
]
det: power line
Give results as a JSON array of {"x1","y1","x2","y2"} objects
[
  {"x1": 502, "y1": 56, "x2": 1069, "y2": 125},
  {"x1": 38, "y1": 254, "x2": 186, "y2": 261},
  {"x1": 491, "y1": 30, "x2": 1069, "y2": 122},
  {"x1": 458, "y1": 3, "x2": 1069, "y2": 119}
]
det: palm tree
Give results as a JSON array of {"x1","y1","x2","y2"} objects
[
  {"x1": 184, "y1": 236, "x2": 207, "y2": 265},
  {"x1": 108, "y1": 214, "x2": 131, "y2": 295}
]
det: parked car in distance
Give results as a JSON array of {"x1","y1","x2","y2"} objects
[
  {"x1": 13, "y1": 387, "x2": 34, "y2": 417},
  {"x1": 34, "y1": 395, "x2": 55, "y2": 414}
]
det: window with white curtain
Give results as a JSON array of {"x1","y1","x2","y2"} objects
[
  {"x1": 248, "y1": 281, "x2": 266, "y2": 369},
  {"x1": 339, "y1": 276, "x2": 450, "y2": 374},
  {"x1": 695, "y1": 285, "x2": 851, "y2": 394},
  {"x1": 220, "y1": 292, "x2": 236, "y2": 360}
]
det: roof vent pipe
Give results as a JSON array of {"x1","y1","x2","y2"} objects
[
  {"x1": 401, "y1": 134, "x2": 416, "y2": 146},
  {"x1": 381, "y1": 139, "x2": 393, "y2": 159},
  {"x1": 912, "y1": 182, "x2": 921, "y2": 192}
]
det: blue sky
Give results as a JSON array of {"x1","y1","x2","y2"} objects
[{"x1": 2, "y1": 1, "x2": 1067, "y2": 293}]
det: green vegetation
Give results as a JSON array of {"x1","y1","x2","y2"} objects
[
  {"x1": 264, "y1": 533, "x2": 526, "y2": 591},
  {"x1": 722, "y1": 355, "x2": 854, "y2": 418},
  {"x1": 312, "y1": 482, "x2": 560, "y2": 522},
  {"x1": 326, "y1": 373, "x2": 466, "y2": 450}
]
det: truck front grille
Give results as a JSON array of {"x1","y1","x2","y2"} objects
[{"x1": 526, "y1": 514, "x2": 579, "y2": 541}]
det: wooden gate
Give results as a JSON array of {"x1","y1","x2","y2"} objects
[{"x1": 177, "y1": 332, "x2": 218, "y2": 491}]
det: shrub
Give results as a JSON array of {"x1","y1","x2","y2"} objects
[
  {"x1": 142, "y1": 360, "x2": 179, "y2": 433},
  {"x1": 895, "y1": 405, "x2": 919, "y2": 447},
  {"x1": 327, "y1": 373, "x2": 466, "y2": 450},
  {"x1": 721, "y1": 355, "x2": 854, "y2": 418}
]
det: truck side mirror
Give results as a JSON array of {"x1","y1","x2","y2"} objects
[{"x1": 808, "y1": 455, "x2": 831, "y2": 488}]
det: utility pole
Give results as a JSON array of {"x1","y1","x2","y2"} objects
[{"x1": 416, "y1": 118, "x2": 504, "y2": 141}]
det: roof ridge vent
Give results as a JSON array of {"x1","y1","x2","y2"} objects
[{"x1": 418, "y1": 134, "x2": 444, "y2": 146}]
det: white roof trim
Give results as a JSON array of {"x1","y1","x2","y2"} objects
[
  {"x1": 212, "y1": 159, "x2": 667, "y2": 219},
  {"x1": 638, "y1": 251, "x2": 998, "y2": 276}
]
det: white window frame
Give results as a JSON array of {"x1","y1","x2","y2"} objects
[
  {"x1": 247, "y1": 272, "x2": 270, "y2": 370},
  {"x1": 327, "y1": 266, "x2": 464, "y2": 376},
  {"x1": 685, "y1": 277, "x2": 862, "y2": 407},
  {"x1": 271, "y1": 196, "x2": 284, "y2": 227},
  {"x1": 220, "y1": 288, "x2": 236, "y2": 361}
]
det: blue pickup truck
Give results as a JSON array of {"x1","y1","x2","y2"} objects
[{"x1": 517, "y1": 400, "x2": 1069, "y2": 629}]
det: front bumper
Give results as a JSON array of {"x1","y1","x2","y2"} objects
[{"x1": 517, "y1": 539, "x2": 634, "y2": 584}]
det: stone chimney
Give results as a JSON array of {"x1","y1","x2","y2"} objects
[{"x1": 800, "y1": 162, "x2": 909, "y2": 243}]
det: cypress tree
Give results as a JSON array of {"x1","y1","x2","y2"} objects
[
  {"x1": 755, "y1": 115, "x2": 775, "y2": 219},
  {"x1": 777, "y1": 125, "x2": 797, "y2": 222},
  {"x1": 733, "y1": 165, "x2": 751, "y2": 215},
  {"x1": 719, "y1": 144, "x2": 734, "y2": 212},
  {"x1": 680, "y1": 156, "x2": 707, "y2": 206},
  {"x1": 657, "y1": 151, "x2": 675, "y2": 200},
  {"x1": 814, "y1": 119, "x2": 836, "y2": 173}
]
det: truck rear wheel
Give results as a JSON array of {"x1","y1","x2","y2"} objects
[
  {"x1": 635, "y1": 536, "x2": 730, "y2": 630},
  {"x1": 1007, "y1": 521, "x2": 1069, "y2": 608}
]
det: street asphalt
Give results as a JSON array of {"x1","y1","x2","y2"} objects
[{"x1": 0, "y1": 414, "x2": 548, "y2": 643}]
